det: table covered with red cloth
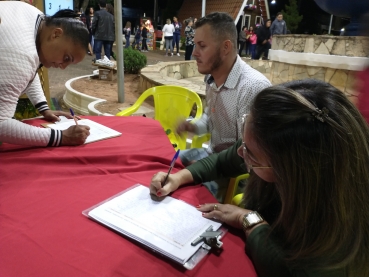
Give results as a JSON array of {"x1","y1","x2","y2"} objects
[{"x1": 0, "y1": 116, "x2": 256, "y2": 277}]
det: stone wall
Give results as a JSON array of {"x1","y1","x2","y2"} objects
[
  {"x1": 270, "y1": 35, "x2": 369, "y2": 101},
  {"x1": 272, "y1": 35, "x2": 369, "y2": 57},
  {"x1": 271, "y1": 62, "x2": 357, "y2": 99}
]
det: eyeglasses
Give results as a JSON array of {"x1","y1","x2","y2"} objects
[{"x1": 241, "y1": 114, "x2": 272, "y2": 173}]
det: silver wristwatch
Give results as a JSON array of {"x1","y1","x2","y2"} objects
[{"x1": 242, "y1": 211, "x2": 264, "y2": 232}]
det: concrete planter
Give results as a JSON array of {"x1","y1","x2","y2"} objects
[{"x1": 63, "y1": 75, "x2": 107, "y2": 116}]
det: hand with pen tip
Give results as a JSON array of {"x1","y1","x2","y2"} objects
[
  {"x1": 60, "y1": 108, "x2": 90, "y2": 145},
  {"x1": 150, "y1": 171, "x2": 182, "y2": 197},
  {"x1": 150, "y1": 150, "x2": 181, "y2": 197}
]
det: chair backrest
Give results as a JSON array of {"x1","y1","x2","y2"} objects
[{"x1": 117, "y1": 85, "x2": 203, "y2": 150}]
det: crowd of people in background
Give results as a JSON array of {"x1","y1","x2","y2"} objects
[
  {"x1": 237, "y1": 12, "x2": 287, "y2": 60},
  {"x1": 77, "y1": 3, "x2": 288, "y2": 63}
]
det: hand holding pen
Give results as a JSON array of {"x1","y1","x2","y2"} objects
[
  {"x1": 69, "y1": 108, "x2": 78, "y2": 125},
  {"x1": 162, "y1": 149, "x2": 180, "y2": 188}
]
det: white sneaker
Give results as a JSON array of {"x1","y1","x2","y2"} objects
[
  {"x1": 177, "y1": 53, "x2": 180, "y2": 56},
  {"x1": 171, "y1": 53, "x2": 173, "y2": 56},
  {"x1": 96, "y1": 57, "x2": 114, "y2": 67}
]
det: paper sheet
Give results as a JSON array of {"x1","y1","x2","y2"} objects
[
  {"x1": 45, "y1": 119, "x2": 121, "y2": 144},
  {"x1": 87, "y1": 185, "x2": 221, "y2": 264}
]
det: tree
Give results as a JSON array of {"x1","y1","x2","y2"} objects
[{"x1": 282, "y1": 0, "x2": 303, "y2": 33}]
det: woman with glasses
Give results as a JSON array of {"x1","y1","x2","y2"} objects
[{"x1": 150, "y1": 79, "x2": 369, "y2": 276}]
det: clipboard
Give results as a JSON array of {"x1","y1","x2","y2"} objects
[{"x1": 82, "y1": 184, "x2": 227, "y2": 270}]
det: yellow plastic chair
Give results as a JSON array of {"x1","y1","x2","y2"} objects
[
  {"x1": 192, "y1": 132, "x2": 249, "y2": 205},
  {"x1": 190, "y1": 133, "x2": 211, "y2": 148},
  {"x1": 224, "y1": 173, "x2": 249, "y2": 205},
  {"x1": 116, "y1": 85, "x2": 203, "y2": 150}
]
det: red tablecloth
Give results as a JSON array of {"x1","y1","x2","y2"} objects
[{"x1": 0, "y1": 116, "x2": 256, "y2": 277}]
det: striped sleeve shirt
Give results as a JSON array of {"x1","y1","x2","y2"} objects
[{"x1": 0, "y1": 2, "x2": 62, "y2": 146}]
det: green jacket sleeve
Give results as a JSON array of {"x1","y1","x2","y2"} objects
[
  {"x1": 246, "y1": 225, "x2": 347, "y2": 277},
  {"x1": 186, "y1": 139, "x2": 246, "y2": 184}
]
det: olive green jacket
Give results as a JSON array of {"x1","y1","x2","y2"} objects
[{"x1": 187, "y1": 139, "x2": 347, "y2": 277}]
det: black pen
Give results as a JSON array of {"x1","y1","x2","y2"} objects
[{"x1": 162, "y1": 149, "x2": 180, "y2": 187}]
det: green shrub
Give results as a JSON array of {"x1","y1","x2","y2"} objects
[
  {"x1": 123, "y1": 47, "x2": 147, "y2": 74},
  {"x1": 180, "y1": 37, "x2": 186, "y2": 50}
]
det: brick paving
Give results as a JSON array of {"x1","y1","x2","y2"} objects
[{"x1": 48, "y1": 46, "x2": 186, "y2": 101}]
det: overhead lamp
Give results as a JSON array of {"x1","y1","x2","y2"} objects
[{"x1": 271, "y1": 0, "x2": 276, "y2": 4}]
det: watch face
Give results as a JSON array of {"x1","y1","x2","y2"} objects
[
  {"x1": 247, "y1": 212, "x2": 262, "y2": 224},
  {"x1": 243, "y1": 211, "x2": 263, "y2": 230}
]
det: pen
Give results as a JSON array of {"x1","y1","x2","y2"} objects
[
  {"x1": 162, "y1": 149, "x2": 180, "y2": 187},
  {"x1": 69, "y1": 108, "x2": 78, "y2": 125}
]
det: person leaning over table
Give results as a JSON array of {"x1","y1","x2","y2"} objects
[
  {"x1": 0, "y1": 2, "x2": 90, "y2": 146},
  {"x1": 150, "y1": 79, "x2": 369, "y2": 277}
]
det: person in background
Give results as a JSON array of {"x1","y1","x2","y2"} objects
[
  {"x1": 245, "y1": 26, "x2": 253, "y2": 57},
  {"x1": 92, "y1": 0, "x2": 115, "y2": 60},
  {"x1": 255, "y1": 19, "x2": 271, "y2": 60},
  {"x1": 141, "y1": 23, "x2": 148, "y2": 52},
  {"x1": 162, "y1": 18, "x2": 175, "y2": 56},
  {"x1": 270, "y1": 12, "x2": 287, "y2": 38},
  {"x1": 172, "y1": 16, "x2": 182, "y2": 56},
  {"x1": 151, "y1": 79, "x2": 369, "y2": 277},
  {"x1": 355, "y1": 12, "x2": 369, "y2": 123},
  {"x1": 176, "y1": 12, "x2": 271, "y2": 202},
  {"x1": 75, "y1": 9, "x2": 93, "y2": 55},
  {"x1": 105, "y1": 3, "x2": 116, "y2": 60},
  {"x1": 85, "y1": 7, "x2": 95, "y2": 56},
  {"x1": 131, "y1": 25, "x2": 142, "y2": 51},
  {"x1": 0, "y1": 2, "x2": 90, "y2": 146},
  {"x1": 123, "y1": 21, "x2": 132, "y2": 48},
  {"x1": 184, "y1": 18, "x2": 195, "y2": 60},
  {"x1": 238, "y1": 26, "x2": 247, "y2": 56},
  {"x1": 75, "y1": 8, "x2": 86, "y2": 26},
  {"x1": 191, "y1": 17, "x2": 198, "y2": 60},
  {"x1": 248, "y1": 26, "x2": 257, "y2": 59}
]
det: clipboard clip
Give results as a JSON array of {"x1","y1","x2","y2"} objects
[{"x1": 191, "y1": 225, "x2": 223, "y2": 249}]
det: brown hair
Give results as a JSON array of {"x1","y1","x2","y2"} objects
[
  {"x1": 195, "y1": 12, "x2": 237, "y2": 51},
  {"x1": 245, "y1": 79, "x2": 369, "y2": 275}
]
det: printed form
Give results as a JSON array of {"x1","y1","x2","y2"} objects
[
  {"x1": 87, "y1": 185, "x2": 221, "y2": 264},
  {"x1": 47, "y1": 119, "x2": 121, "y2": 144}
]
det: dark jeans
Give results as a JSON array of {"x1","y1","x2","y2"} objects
[
  {"x1": 172, "y1": 33, "x2": 180, "y2": 54},
  {"x1": 185, "y1": 45, "x2": 194, "y2": 60},
  {"x1": 239, "y1": 41, "x2": 246, "y2": 56},
  {"x1": 125, "y1": 36, "x2": 130, "y2": 48},
  {"x1": 245, "y1": 41, "x2": 251, "y2": 55},
  {"x1": 142, "y1": 38, "x2": 148, "y2": 50},
  {"x1": 250, "y1": 44, "x2": 257, "y2": 59},
  {"x1": 94, "y1": 40, "x2": 112, "y2": 60},
  {"x1": 132, "y1": 37, "x2": 141, "y2": 50},
  {"x1": 256, "y1": 42, "x2": 271, "y2": 60}
]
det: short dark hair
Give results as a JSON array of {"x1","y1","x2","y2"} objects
[
  {"x1": 276, "y1": 12, "x2": 283, "y2": 16},
  {"x1": 99, "y1": 0, "x2": 107, "y2": 8},
  {"x1": 265, "y1": 18, "x2": 272, "y2": 23},
  {"x1": 45, "y1": 9, "x2": 89, "y2": 51},
  {"x1": 195, "y1": 12, "x2": 237, "y2": 50}
]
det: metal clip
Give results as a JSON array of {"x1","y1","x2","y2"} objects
[{"x1": 191, "y1": 225, "x2": 223, "y2": 249}]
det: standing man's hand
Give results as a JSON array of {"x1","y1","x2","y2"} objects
[{"x1": 176, "y1": 120, "x2": 196, "y2": 135}]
